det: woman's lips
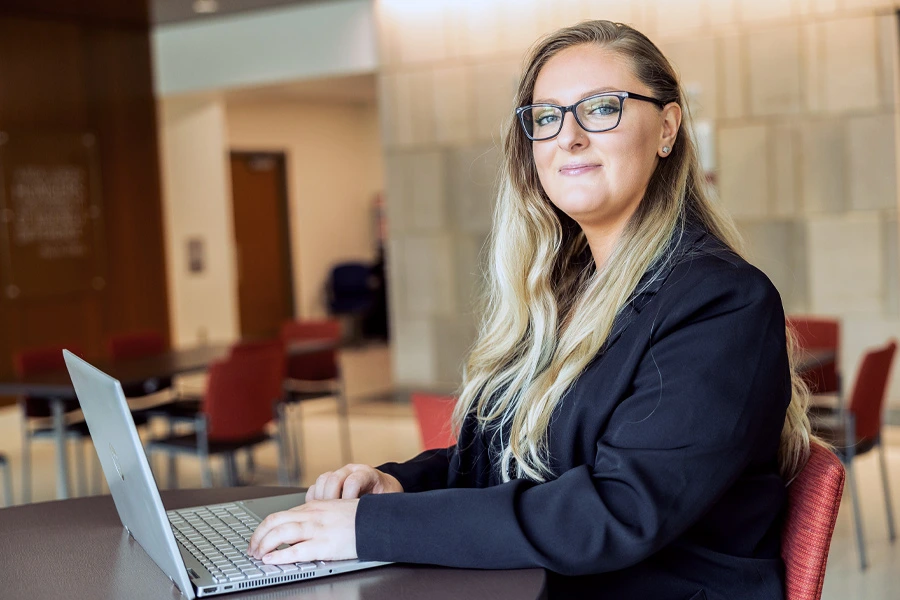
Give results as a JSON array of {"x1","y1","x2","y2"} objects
[{"x1": 558, "y1": 163, "x2": 602, "y2": 176}]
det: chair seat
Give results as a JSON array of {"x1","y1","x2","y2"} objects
[{"x1": 149, "y1": 432, "x2": 272, "y2": 455}]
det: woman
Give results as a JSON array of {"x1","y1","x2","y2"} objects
[{"x1": 250, "y1": 21, "x2": 811, "y2": 599}]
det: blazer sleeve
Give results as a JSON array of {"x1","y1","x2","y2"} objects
[
  {"x1": 355, "y1": 263, "x2": 791, "y2": 575},
  {"x1": 376, "y1": 447, "x2": 455, "y2": 493}
]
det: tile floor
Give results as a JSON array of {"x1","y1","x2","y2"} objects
[{"x1": 0, "y1": 342, "x2": 896, "y2": 598}]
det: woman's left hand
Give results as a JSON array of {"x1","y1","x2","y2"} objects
[{"x1": 248, "y1": 499, "x2": 359, "y2": 564}]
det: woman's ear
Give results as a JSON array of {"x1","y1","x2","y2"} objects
[{"x1": 658, "y1": 102, "x2": 682, "y2": 157}]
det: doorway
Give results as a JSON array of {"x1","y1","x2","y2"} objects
[{"x1": 230, "y1": 151, "x2": 294, "y2": 339}]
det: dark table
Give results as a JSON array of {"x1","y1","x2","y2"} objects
[
  {"x1": 795, "y1": 348, "x2": 837, "y2": 375},
  {"x1": 0, "y1": 340, "x2": 338, "y2": 500},
  {"x1": 0, "y1": 486, "x2": 547, "y2": 600}
]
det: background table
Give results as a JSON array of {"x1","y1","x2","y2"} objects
[{"x1": 0, "y1": 486, "x2": 547, "y2": 600}]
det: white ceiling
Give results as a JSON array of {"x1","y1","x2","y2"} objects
[{"x1": 152, "y1": 0, "x2": 334, "y2": 25}]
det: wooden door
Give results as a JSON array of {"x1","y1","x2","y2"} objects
[{"x1": 230, "y1": 152, "x2": 294, "y2": 340}]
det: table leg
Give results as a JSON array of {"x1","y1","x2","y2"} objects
[{"x1": 51, "y1": 398, "x2": 70, "y2": 500}]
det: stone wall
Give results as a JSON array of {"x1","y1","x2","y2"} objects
[{"x1": 375, "y1": 0, "x2": 900, "y2": 405}]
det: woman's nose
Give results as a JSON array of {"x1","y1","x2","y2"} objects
[{"x1": 556, "y1": 113, "x2": 587, "y2": 150}]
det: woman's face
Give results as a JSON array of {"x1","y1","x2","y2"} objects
[{"x1": 530, "y1": 44, "x2": 679, "y2": 254}]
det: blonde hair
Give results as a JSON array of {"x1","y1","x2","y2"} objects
[{"x1": 453, "y1": 20, "x2": 812, "y2": 483}]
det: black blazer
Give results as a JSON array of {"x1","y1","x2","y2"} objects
[{"x1": 356, "y1": 226, "x2": 792, "y2": 600}]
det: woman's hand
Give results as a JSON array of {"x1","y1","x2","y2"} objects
[
  {"x1": 305, "y1": 463, "x2": 403, "y2": 500},
  {"x1": 248, "y1": 499, "x2": 359, "y2": 564}
]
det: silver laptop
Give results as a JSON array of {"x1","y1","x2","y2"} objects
[{"x1": 63, "y1": 350, "x2": 388, "y2": 599}]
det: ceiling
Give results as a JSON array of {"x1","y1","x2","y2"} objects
[
  {"x1": 152, "y1": 0, "x2": 335, "y2": 25},
  {"x1": 223, "y1": 73, "x2": 377, "y2": 105}
]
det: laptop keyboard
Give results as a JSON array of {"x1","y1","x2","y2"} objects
[{"x1": 167, "y1": 503, "x2": 316, "y2": 585}]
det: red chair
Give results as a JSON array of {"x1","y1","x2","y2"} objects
[
  {"x1": 787, "y1": 316, "x2": 841, "y2": 401},
  {"x1": 15, "y1": 345, "x2": 94, "y2": 501},
  {"x1": 411, "y1": 393, "x2": 457, "y2": 450},
  {"x1": 147, "y1": 340, "x2": 284, "y2": 487},
  {"x1": 811, "y1": 340, "x2": 897, "y2": 570},
  {"x1": 278, "y1": 319, "x2": 350, "y2": 480},
  {"x1": 782, "y1": 442, "x2": 846, "y2": 600}
]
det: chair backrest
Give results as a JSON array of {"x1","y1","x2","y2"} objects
[
  {"x1": 279, "y1": 320, "x2": 341, "y2": 381},
  {"x1": 15, "y1": 345, "x2": 84, "y2": 417},
  {"x1": 328, "y1": 262, "x2": 373, "y2": 313},
  {"x1": 847, "y1": 340, "x2": 897, "y2": 442},
  {"x1": 782, "y1": 442, "x2": 846, "y2": 600},
  {"x1": 411, "y1": 393, "x2": 457, "y2": 450},
  {"x1": 786, "y1": 316, "x2": 840, "y2": 394},
  {"x1": 204, "y1": 342, "x2": 285, "y2": 441},
  {"x1": 107, "y1": 331, "x2": 167, "y2": 361}
]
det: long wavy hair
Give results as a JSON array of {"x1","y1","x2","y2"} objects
[{"x1": 452, "y1": 20, "x2": 812, "y2": 484}]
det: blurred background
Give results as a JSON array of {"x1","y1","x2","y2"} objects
[{"x1": 0, "y1": 0, "x2": 897, "y2": 596}]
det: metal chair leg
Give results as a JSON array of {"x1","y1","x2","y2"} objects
[
  {"x1": 21, "y1": 420, "x2": 31, "y2": 504},
  {"x1": 276, "y1": 403, "x2": 292, "y2": 486},
  {"x1": 291, "y1": 403, "x2": 306, "y2": 482},
  {"x1": 73, "y1": 435, "x2": 87, "y2": 497},
  {"x1": 166, "y1": 420, "x2": 178, "y2": 489},
  {"x1": 0, "y1": 455, "x2": 12, "y2": 507},
  {"x1": 224, "y1": 453, "x2": 239, "y2": 487},
  {"x1": 196, "y1": 416, "x2": 212, "y2": 488},
  {"x1": 877, "y1": 438, "x2": 896, "y2": 542},
  {"x1": 336, "y1": 389, "x2": 352, "y2": 465}
]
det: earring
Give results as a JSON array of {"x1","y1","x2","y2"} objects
[{"x1": 662, "y1": 146, "x2": 671, "y2": 155}]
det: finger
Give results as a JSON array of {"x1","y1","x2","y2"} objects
[
  {"x1": 322, "y1": 467, "x2": 354, "y2": 500},
  {"x1": 249, "y1": 508, "x2": 309, "y2": 556},
  {"x1": 262, "y1": 541, "x2": 319, "y2": 565},
  {"x1": 254, "y1": 522, "x2": 310, "y2": 560},
  {"x1": 309, "y1": 472, "x2": 331, "y2": 501},
  {"x1": 341, "y1": 471, "x2": 371, "y2": 499}
]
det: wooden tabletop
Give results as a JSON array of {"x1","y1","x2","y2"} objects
[{"x1": 0, "y1": 486, "x2": 547, "y2": 600}]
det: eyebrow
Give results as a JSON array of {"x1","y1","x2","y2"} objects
[{"x1": 532, "y1": 86, "x2": 621, "y2": 105}]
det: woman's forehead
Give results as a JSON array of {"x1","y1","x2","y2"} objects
[{"x1": 532, "y1": 45, "x2": 644, "y2": 104}]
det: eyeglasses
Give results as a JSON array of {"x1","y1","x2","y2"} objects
[{"x1": 516, "y1": 91, "x2": 666, "y2": 141}]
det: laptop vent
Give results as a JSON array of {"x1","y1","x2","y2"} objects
[{"x1": 237, "y1": 571, "x2": 315, "y2": 590}]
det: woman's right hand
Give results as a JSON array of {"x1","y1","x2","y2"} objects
[{"x1": 305, "y1": 464, "x2": 404, "y2": 500}]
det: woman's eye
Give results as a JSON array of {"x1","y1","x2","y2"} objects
[
  {"x1": 535, "y1": 112, "x2": 559, "y2": 126},
  {"x1": 586, "y1": 102, "x2": 618, "y2": 116}
]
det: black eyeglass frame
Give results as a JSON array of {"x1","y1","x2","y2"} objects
[{"x1": 516, "y1": 91, "x2": 667, "y2": 141}]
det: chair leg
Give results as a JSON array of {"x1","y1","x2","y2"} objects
[
  {"x1": 276, "y1": 403, "x2": 292, "y2": 486},
  {"x1": 245, "y1": 449, "x2": 255, "y2": 481},
  {"x1": 73, "y1": 436, "x2": 87, "y2": 497},
  {"x1": 291, "y1": 403, "x2": 306, "y2": 482},
  {"x1": 224, "y1": 453, "x2": 239, "y2": 487},
  {"x1": 336, "y1": 392, "x2": 352, "y2": 465},
  {"x1": 0, "y1": 456, "x2": 12, "y2": 507},
  {"x1": 845, "y1": 458, "x2": 868, "y2": 570},
  {"x1": 877, "y1": 438, "x2": 896, "y2": 543},
  {"x1": 21, "y1": 422, "x2": 31, "y2": 504},
  {"x1": 196, "y1": 416, "x2": 212, "y2": 488},
  {"x1": 166, "y1": 420, "x2": 178, "y2": 489}
]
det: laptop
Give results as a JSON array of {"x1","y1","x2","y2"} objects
[{"x1": 63, "y1": 350, "x2": 389, "y2": 599}]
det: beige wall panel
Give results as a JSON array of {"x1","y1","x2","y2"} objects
[
  {"x1": 454, "y1": 232, "x2": 490, "y2": 316},
  {"x1": 771, "y1": 124, "x2": 800, "y2": 217},
  {"x1": 447, "y1": 144, "x2": 501, "y2": 234},
  {"x1": 802, "y1": 22, "x2": 824, "y2": 113},
  {"x1": 378, "y1": 73, "x2": 398, "y2": 148},
  {"x1": 737, "y1": 0, "x2": 795, "y2": 23},
  {"x1": 878, "y1": 13, "x2": 898, "y2": 109},
  {"x1": 662, "y1": 37, "x2": 718, "y2": 119},
  {"x1": 708, "y1": 0, "x2": 738, "y2": 27},
  {"x1": 472, "y1": 60, "x2": 523, "y2": 144},
  {"x1": 847, "y1": 112, "x2": 897, "y2": 211},
  {"x1": 400, "y1": 234, "x2": 456, "y2": 318},
  {"x1": 807, "y1": 213, "x2": 883, "y2": 314},
  {"x1": 433, "y1": 65, "x2": 475, "y2": 145},
  {"x1": 820, "y1": 17, "x2": 879, "y2": 112},
  {"x1": 718, "y1": 34, "x2": 747, "y2": 120},
  {"x1": 434, "y1": 314, "x2": 479, "y2": 386},
  {"x1": 408, "y1": 150, "x2": 448, "y2": 231},
  {"x1": 795, "y1": 0, "x2": 838, "y2": 15},
  {"x1": 453, "y1": 2, "x2": 505, "y2": 59},
  {"x1": 884, "y1": 212, "x2": 900, "y2": 318},
  {"x1": 800, "y1": 118, "x2": 846, "y2": 213},
  {"x1": 390, "y1": 315, "x2": 437, "y2": 385},
  {"x1": 582, "y1": 0, "x2": 639, "y2": 26},
  {"x1": 649, "y1": 0, "x2": 707, "y2": 38},
  {"x1": 738, "y1": 220, "x2": 808, "y2": 313},
  {"x1": 498, "y1": 0, "x2": 543, "y2": 56},
  {"x1": 384, "y1": 2, "x2": 448, "y2": 65},
  {"x1": 747, "y1": 26, "x2": 803, "y2": 117},
  {"x1": 717, "y1": 124, "x2": 770, "y2": 218},
  {"x1": 383, "y1": 152, "x2": 410, "y2": 235},
  {"x1": 841, "y1": 0, "x2": 895, "y2": 10}
]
